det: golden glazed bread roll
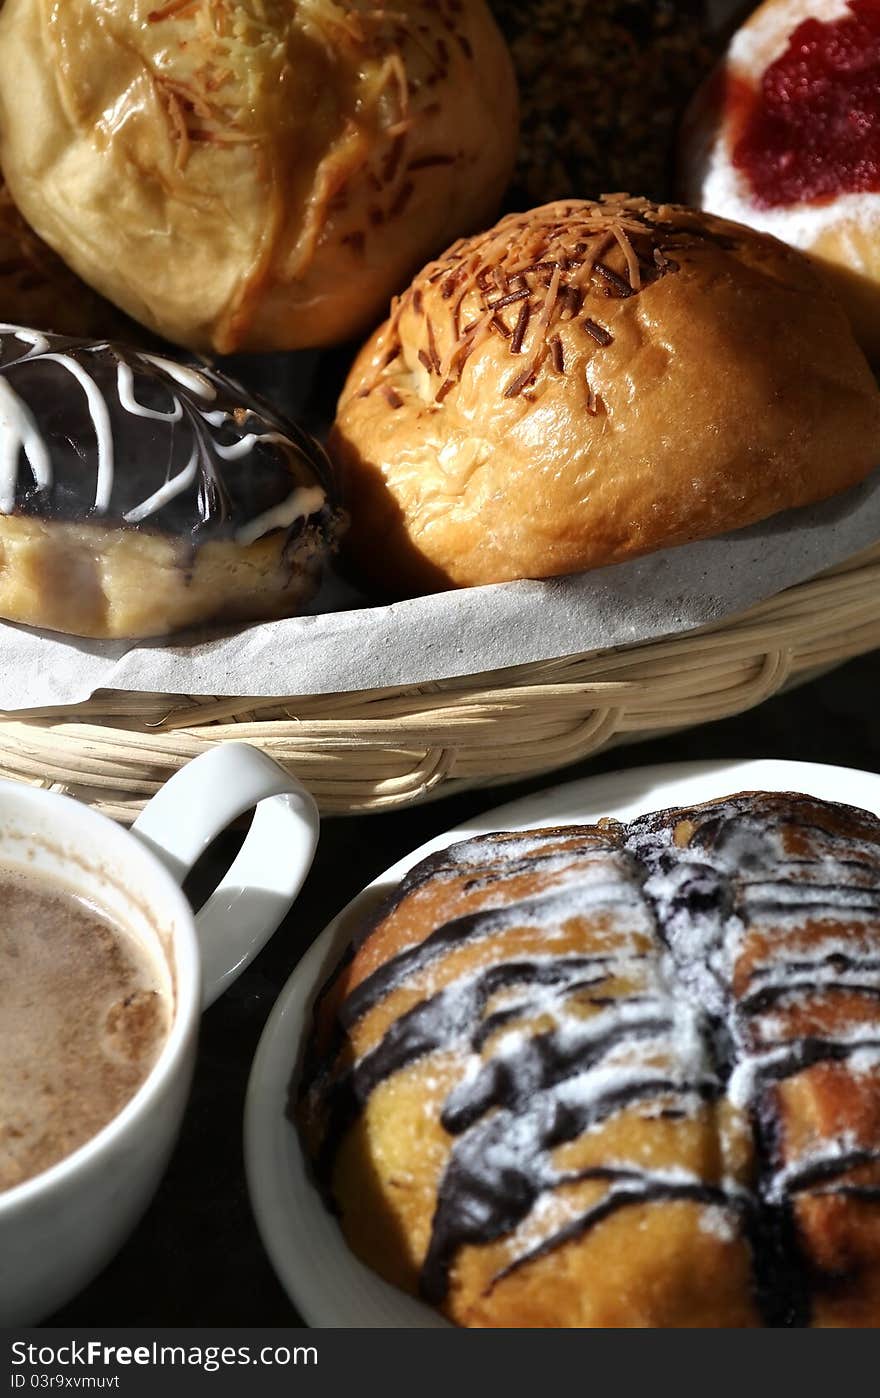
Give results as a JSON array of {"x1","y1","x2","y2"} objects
[
  {"x1": 680, "y1": 0, "x2": 880, "y2": 360},
  {"x1": 329, "y1": 195, "x2": 880, "y2": 595},
  {"x1": 296, "y1": 793, "x2": 880, "y2": 1327},
  {"x1": 0, "y1": 0, "x2": 518, "y2": 354}
]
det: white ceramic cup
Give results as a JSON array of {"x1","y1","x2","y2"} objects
[{"x1": 0, "y1": 743, "x2": 319, "y2": 1325}]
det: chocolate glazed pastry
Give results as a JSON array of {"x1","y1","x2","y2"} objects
[
  {"x1": 0, "y1": 326, "x2": 343, "y2": 638},
  {"x1": 296, "y1": 793, "x2": 880, "y2": 1327}
]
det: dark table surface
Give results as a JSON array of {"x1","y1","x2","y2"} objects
[{"x1": 48, "y1": 649, "x2": 880, "y2": 1327}]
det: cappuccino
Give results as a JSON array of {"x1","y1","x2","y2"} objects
[{"x1": 0, "y1": 864, "x2": 170, "y2": 1192}]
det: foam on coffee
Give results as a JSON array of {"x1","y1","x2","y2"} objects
[{"x1": 0, "y1": 864, "x2": 170, "y2": 1193}]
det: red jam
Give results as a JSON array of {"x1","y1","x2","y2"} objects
[{"x1": 732, "y1": 0, "x2": 880, "y2": 208}]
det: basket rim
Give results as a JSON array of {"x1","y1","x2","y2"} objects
[{"x1": 0, "y1": 539, "x2": 876, "y2": 822}]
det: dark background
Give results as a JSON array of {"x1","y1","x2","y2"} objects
[{"x1": 49, "y1": 648, "x2": 880, "y2": 1325}]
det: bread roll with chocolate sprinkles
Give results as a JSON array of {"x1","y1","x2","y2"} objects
[
  {"x1": 329, "y1": 195, "x2": 880, "y2": 595},
  {"x1": 296, "y1": 792, "x2": 880, "y2": 1327}
]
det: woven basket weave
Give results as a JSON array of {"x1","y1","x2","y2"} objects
[{"x1": 2, "y1": 541, "x2": 879, "y2": 822}]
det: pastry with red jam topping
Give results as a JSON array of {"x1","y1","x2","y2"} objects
[
  {"x1": 296, "y1": 792, "x2": 880, "y2": 1327},
  {"x1": 682, "y1": 0, "x2": 880, "y2": 360},
  {"x1": 0, "y1": 326, "x2": 342, "y2": 638}
]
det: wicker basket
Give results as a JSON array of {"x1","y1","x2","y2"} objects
[{"x1": 2, "y1": 541, "x2": 879, "y2": 822}]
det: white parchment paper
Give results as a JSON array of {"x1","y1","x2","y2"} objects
[
  {"x1": 1, "y1": 0, "x2": 874, "y2": 714},
  {"x1": 2, "y1": 466, "x2": 878, "y2": 712}
]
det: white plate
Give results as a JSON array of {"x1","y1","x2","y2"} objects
[{"x1": 243, "y1": 757, "x2": 880, "y2": 1327}]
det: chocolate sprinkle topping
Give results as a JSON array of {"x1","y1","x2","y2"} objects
[
  {"x1": 583, "y1": 317, "x2": 613, "y2": 346},
  {"x1": 364, "y1": 198, "x2": 736, "y2": 407},
  {"x1": 510, "y1": 299, "x2": 531, "y2": 355},
  {"x1": 594, "y1": 261, "x2": 634, "y2": 297}
]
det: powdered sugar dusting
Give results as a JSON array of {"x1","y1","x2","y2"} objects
[{"x1": 303, "y1": 793, "x2": 880, "y2": 1313}]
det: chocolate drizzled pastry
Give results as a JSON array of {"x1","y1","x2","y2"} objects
[
  {"x1": 0, "y1": 326, "x2": 342, "y2": 638},
  {"x1": 296, "y1": 792, "x2": 880, "y2": 1327},
  {"x1": 330, "y1": 195, "x2": 880, "y2": 596}
]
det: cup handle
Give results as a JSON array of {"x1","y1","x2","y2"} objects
[{"x1": 130, "y1": 743, "x2": 319, "y2": 1010}]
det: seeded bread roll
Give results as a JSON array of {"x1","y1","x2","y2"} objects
[
  {"x1": 297, "y1": 792, "x2": 880, "y2": 1328},
  {"x1": 0, "y1": 326, "x2": 341, "y2": 638},
  {"x1": 680, "y1": 0, "x2": 880, "y2": 361},
  {"x1": 330, "y1": 194, "x2": 880, "y2": 595},
  {"x1": 0, "y1": 0, "x2": 517, "y2": 354}
]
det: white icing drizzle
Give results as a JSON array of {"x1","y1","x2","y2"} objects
[
  {"x1": 746, "y1": 962, "x2": 880, "y2": 1002},
  {"x1": 116, "y1": 362, "x2": 183, "y2": 423},
  {"x1": 0, "y1": 326, "x2": 50, "y2": 356},
  {"x1": 0, "y1": 378, "x2": 51, "y2": 513},
  {"x1": 141, "y1": 354, "x2": 217, "y2": 400},
  {"x1": 123, "y1": 445, "x2": 198, "y2": 525},
  {"x1": 726, "y1": 1028, "x2": 880, "y2": 1112},
  {"x1": 0, "y1": 330, "x2": 330, "y2": 543},
  {"x1": 40, "y1": 353, "x2": 115, "y2": 513},
  {"x1": 215, "y1": 431, "x2": 289, "y2": 462},
  {"x1": 765, "y1": 1132, "x2": 878, "y2": 1205},
  {"x1": 235, "y1": 485, "x2": 327, "y2": 547}
]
